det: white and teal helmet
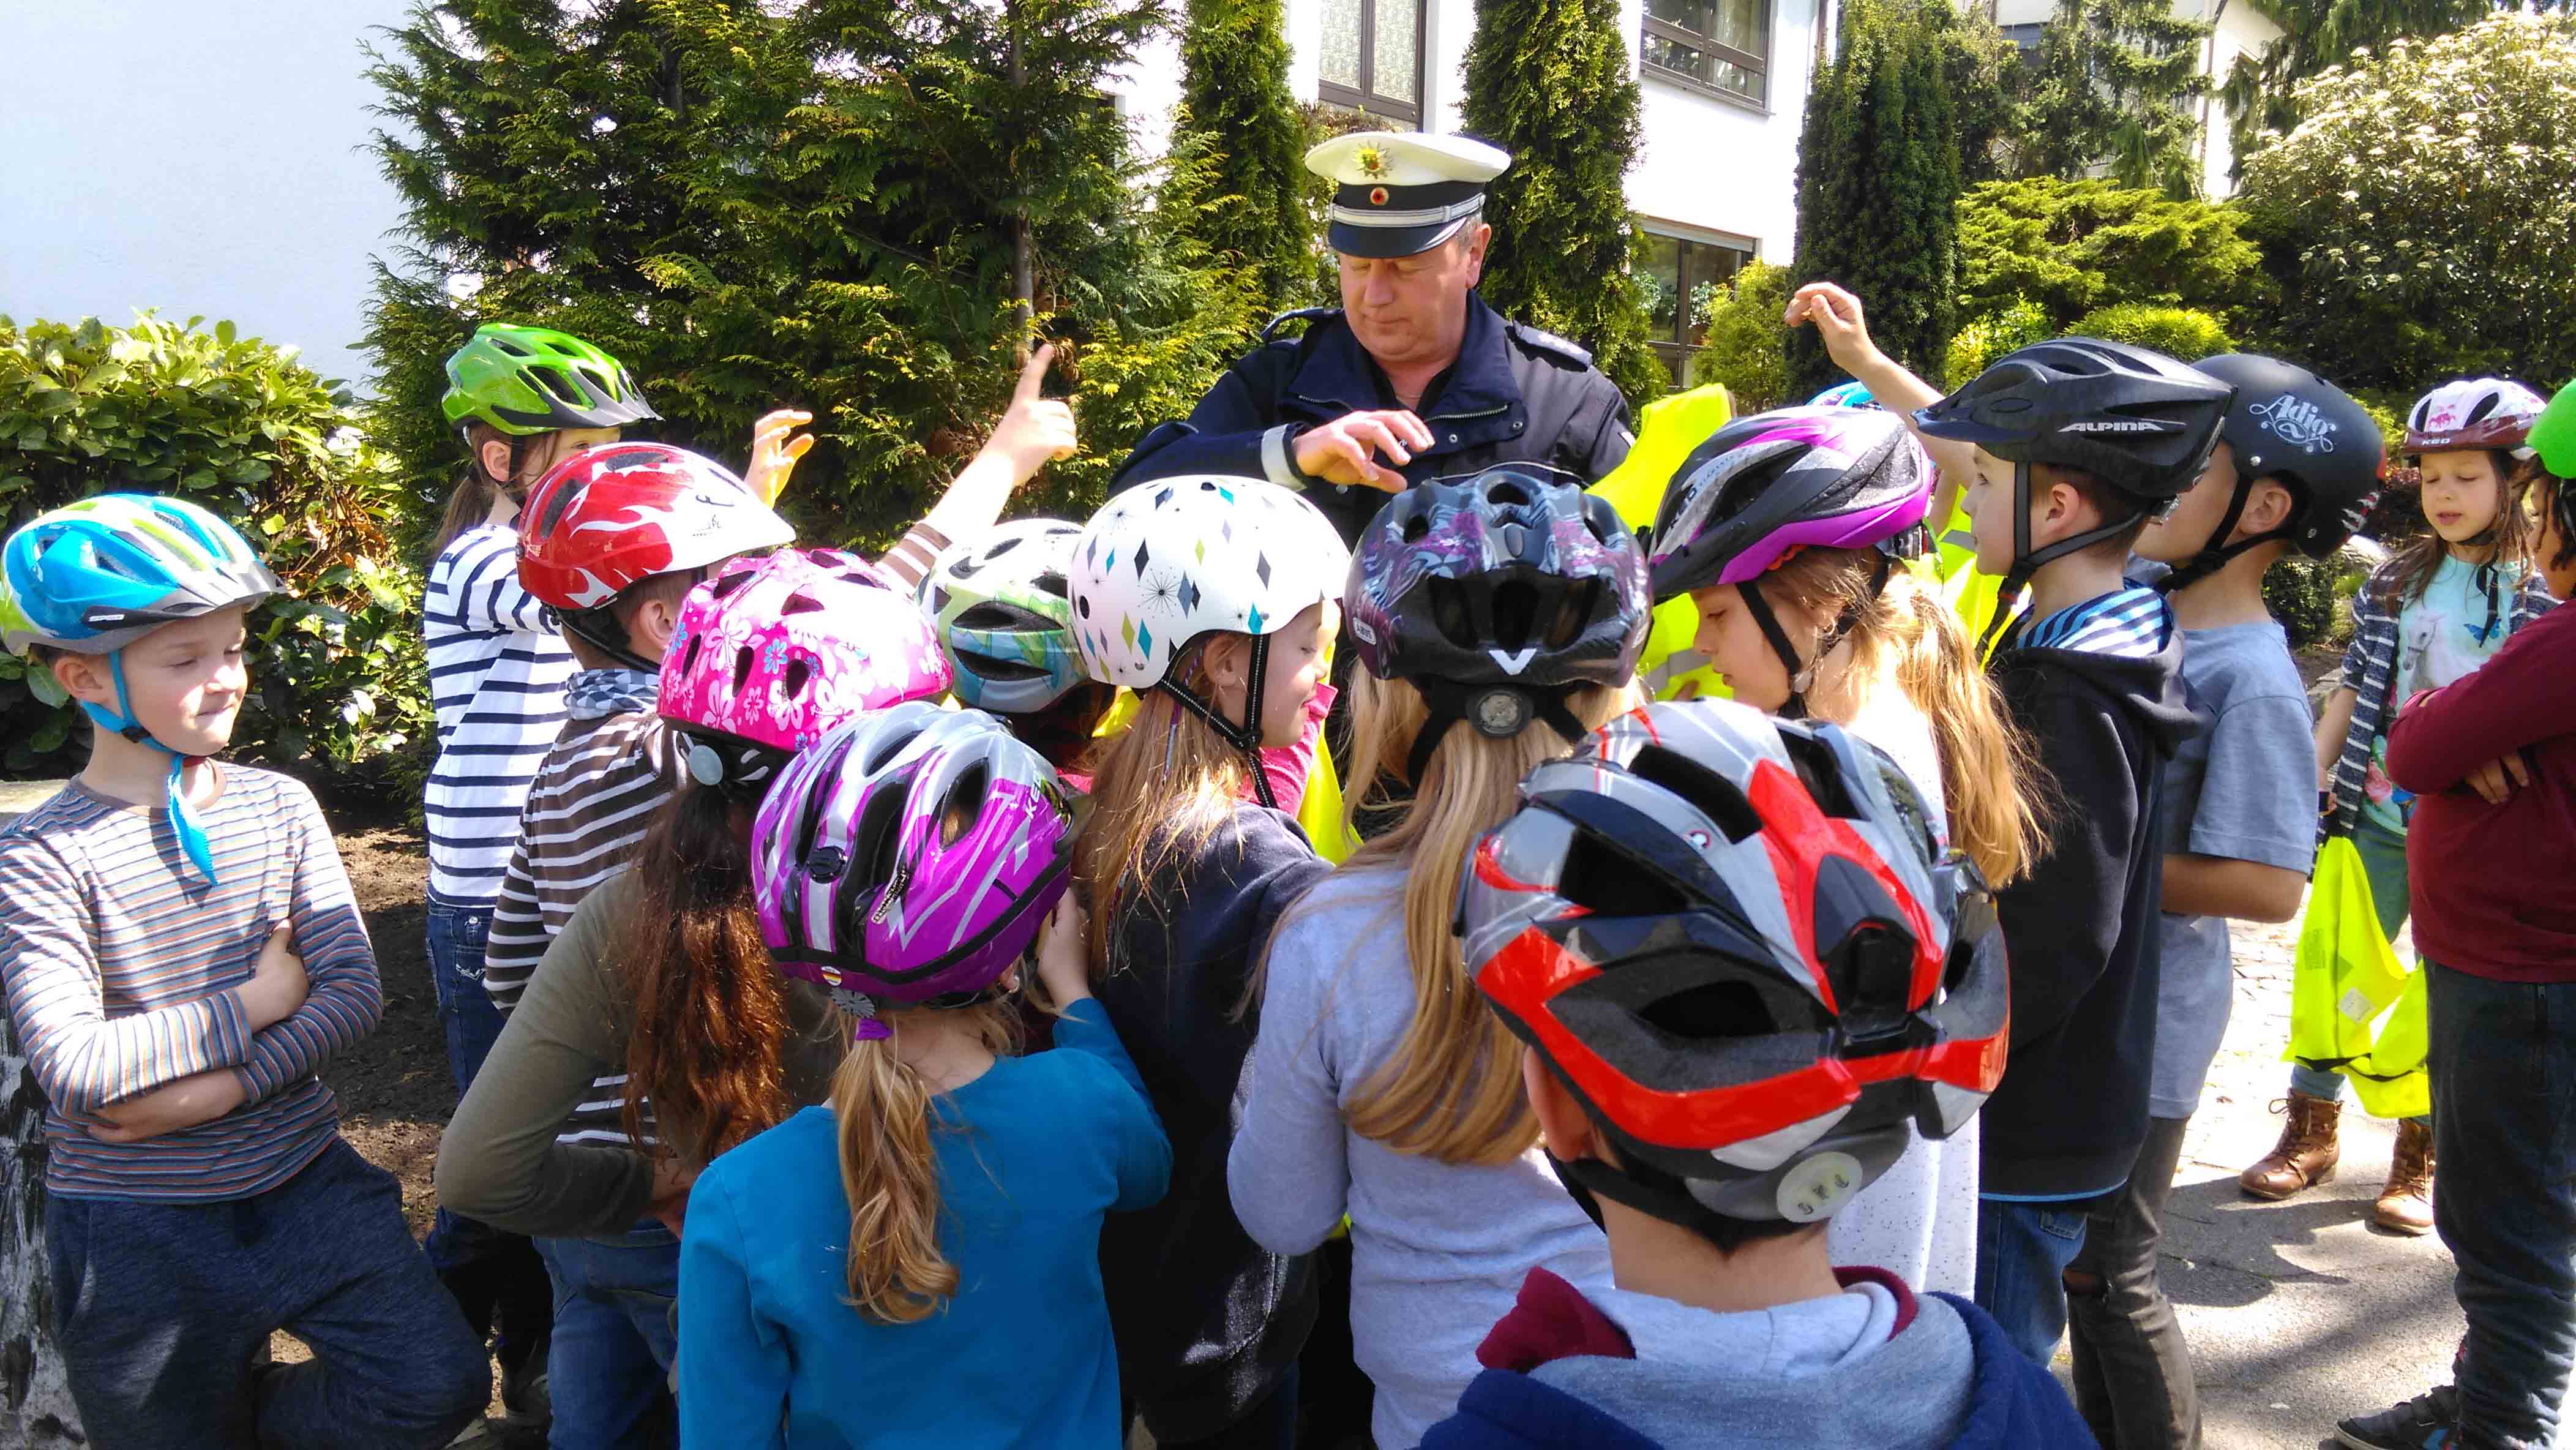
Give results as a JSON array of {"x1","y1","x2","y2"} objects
[
  {"x1": 1, "y1": 493, "x2": 280, "y2": 657},
  {"x1": 918, "y1": 519, "x2": 1087, "y2": 715}
]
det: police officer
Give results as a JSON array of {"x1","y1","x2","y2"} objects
[{"x1": 1112, "y1": 130, "x2": 1636, "y2": 543}]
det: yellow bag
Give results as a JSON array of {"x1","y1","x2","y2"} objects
[{"x1": 2285, "y1": 833, "x2": 2431, "y2": 1120}]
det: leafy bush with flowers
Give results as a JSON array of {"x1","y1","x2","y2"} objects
[
  {"x1": 2234, "y1": 12, "x2": 2576, "y2": 392},
  {"x1": 0, "y1": 314, "x2": 429, "y2": 796}
]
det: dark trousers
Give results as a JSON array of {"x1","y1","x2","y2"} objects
[
  {"x1": 423, "y1": 895, "x2": 552, "y2": 1377},
  {"x1": 534, "y1": 1228, "x2": 680, "y2": 1450},
  {"x1": 2065, "y1": 1113, "x2": 2199, "y2": 1450},
  {"x1": 2428, "y1": 960, "x2": 2576, "y2": 1450},
  {"x1": 1976, "y1": 1197, "x2": 2095, "y2": 1368},
  {"x1": 1140, "y1": 1367, "x2": 1301, "y2": 1450},
  {"x1": 46, "y1": 1138, "x2": 488, "y2": 1449}
]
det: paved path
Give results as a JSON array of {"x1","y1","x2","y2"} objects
[{"x1": 2120, "y1": 901, "x2": 2537, "y2": 1449}]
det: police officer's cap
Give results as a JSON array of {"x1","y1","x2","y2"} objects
[{"x1": 1306, "y1": 131, "x2": 1512, "y2": 260}]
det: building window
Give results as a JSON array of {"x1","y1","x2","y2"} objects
[
  {"x1": 1640, "y1": 0, "x2": 1770, "y2": 107},
  {"x1": 1641, "y1": 229, "x2": 1753, "y2": 387},
  {"x1": 1319, "y1": 0, "x2": 1427, "y2": 124},
  {"x1": 1998, "y1": 21, "x2": 2042, "y2": 53}
]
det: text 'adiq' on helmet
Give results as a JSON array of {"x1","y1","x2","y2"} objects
[
  {"x1": 1915, "y1": 338, "x2": 2234, "y2": 615},
  {"x1": 442, "y1": 323, "x2": 660, "y2": 437},
  {"x1": 919, "y1": 519, "x2": 1086, "y2": 715},
  {"x1": 751, "y1": 704, "x2": 1076, "y2": 1036},
  {"x1": 659, "y1": 548, "x2": 953, "y2": 797},
  {"x1": 1461, "y1": 697, "x2": 2006, "y2": 1231},
  {"x1": 2405, "y1": 377, "x2": 2550, "y2": 457},
  {"x1": 1347, "y1": 465, "x2": 1650, "y2": 786},
  {"x1": 517, "y1": 441, "x2": 795, "y2": 669},
  {"x1": 1069, "y1": 476, "x2": 1349, "y2": 810},
  {"x1": 2152, "y1": 354, "x2": 2386, "y2": 595},
  {"x1": 1648, "y1": 407, "x2": 1933, "y2": 717}
]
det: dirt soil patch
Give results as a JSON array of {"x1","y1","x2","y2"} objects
[{"x1": 323, "y1": 821, "x2": 453, "y2": 1239}]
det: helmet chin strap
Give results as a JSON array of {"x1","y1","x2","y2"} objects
[
  {"x1": 2153, "y1": 470, "x2": 2293, "y2": 595},
  {"x1": 1980, "y1": 459, "x2": 2152, "y2": 653},
  {"x1": 1739, "y1": 556, "x2": 1892, "y2": 721},
  {"x1": 80, "y1": 653, "x2": 218, "y2": 882},
  {"x1": 1154, "y1": 635, "x2": 1281, "y2": 812}
]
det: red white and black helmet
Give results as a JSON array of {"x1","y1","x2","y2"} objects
[
  {"x1": 1462, "y1": 698, "x2": 2007, "y2": 1230},
  {"x1": 2405, "y1": 378, "x2": 2549, "y2": 458},
  {"x1": 517, "y1": 441, "x2": 795, "y2": 667}
]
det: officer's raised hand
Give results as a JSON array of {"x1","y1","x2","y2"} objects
[{"x1": 1295, "y1": 409, "x2": 1437, "y2": 493}]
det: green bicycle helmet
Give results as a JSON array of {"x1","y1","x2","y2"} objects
[
  {"x1": 441, "y1": 323, "x2": 660, "y2": 437},
  {"x1": 2531, "y1": 378, "x2": 2576, "y2": 480}
]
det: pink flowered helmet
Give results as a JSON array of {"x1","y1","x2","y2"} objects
[
  {"x1": 658, "y1": 548, "x2": 953, "y2": 796},
  {"x1": 751, "y1": 704, "x2": 1075, "y2": 1027}
]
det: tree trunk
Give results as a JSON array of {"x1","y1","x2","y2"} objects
[
  {"x1": 0, "y1": 787, "x2": 80, "y2": 1445},
  {"x1": 1007, "y1": 0, "x2": 1035, "y2": 343}
]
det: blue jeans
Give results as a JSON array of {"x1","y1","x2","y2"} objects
[
  {"x1": 536, "y1": 1227, "x2": 681, "y2": 1450},
  {"x1": 424, "y1": 893, "x2": 552, "y2": 1377},
  {"x1": 47, "y1": 1138, "x2": 487, "y2": 1449},
  {"x1": 2427, "y1": 960, "x2": 2576, "y2": 1450},
  {"x1": 2290, "y1": 816, "x2": 2433, "y2": 1127},
  {"x1": 1976, "y1": 1197, "x2": 2095, "y2": 1367}
]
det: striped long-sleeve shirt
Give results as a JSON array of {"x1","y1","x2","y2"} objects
[
  {"x1": 0, "y1": 768, "x2": 380, "y2": 1200},
  {"x1": 480, "y1": 524, "x2": 952, "y2": 1154},
  {"x1": 424, "y1": 524, "x2": 577, "y2": 904}
]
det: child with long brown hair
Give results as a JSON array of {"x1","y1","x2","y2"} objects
[
  {"x1": 676, "y1": 708, "x2": 1166, "y2": 1448},
  {"x1": 1643, "y1": 405, "x2": 2046, "y2": 1295},
  {"x1": 1064, "y1": 478, "x2": 1350, "y2": 1449},
  {"x1": 1228, "y1": 469, "x2": 1649, "y2": 1449}
]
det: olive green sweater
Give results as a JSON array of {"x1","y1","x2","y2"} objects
[{"x1": 435, "y1": 869, "x2": 845, "y2": 1236}]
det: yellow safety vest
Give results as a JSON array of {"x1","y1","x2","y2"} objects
[{"x1": 2285, "y1": 834, "x2": 2430, "y2": 1119}]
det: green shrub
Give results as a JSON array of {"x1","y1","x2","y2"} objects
[
  {"x1": 2066, "y1": 302, "x2": 2233, "y2": 359},
  {"x1": 1954, "y1": 178, "x2": 2269, "y2": 330},
  {"x1": 2262, "y1": 551, "x2": 2338, "y2": 646},
  {"x1": 1945, "y1": 296, "x2": 2051, "y2": 386},
  {"x1": 0, "y1": 314, "x2": 429, "y2": 792},
  {"x1": 1690, "y1": 263, "x2": 1794, "y2": 412}
]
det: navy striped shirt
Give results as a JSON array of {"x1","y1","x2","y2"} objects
[
  {"x1": 0, "y1": 769, "x2": 378, "y2": 1201},
  {"x1": 424, "y1": 524, "x2": 575, "y2": 903}
]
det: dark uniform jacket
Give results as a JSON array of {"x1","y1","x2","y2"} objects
[{"x1": 1111, "y1": 291, "x2": 1636, "y2": 543}]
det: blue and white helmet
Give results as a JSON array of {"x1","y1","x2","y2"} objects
[{"x1": 1, "y1": 494, "x2": 279, "y2": 656}]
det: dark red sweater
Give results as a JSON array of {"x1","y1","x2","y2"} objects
[{"x1": 2385, "y1": 595, "x2": 2576, "y2": 980}]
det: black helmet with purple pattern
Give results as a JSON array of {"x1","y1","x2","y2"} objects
[{"x1": 1344, "y1": 466, "x2": 1649, "y2": 783}]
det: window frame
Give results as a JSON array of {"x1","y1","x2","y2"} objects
[
  {"x1": 1638, "y1": 224, "x2": 1757, "y2": 389},
  {"x1": 1639, "y1": 0, "x2": 1773, "y2": 112},
  {"x1": 1316, "y1": 0, "x2": 1428, "y2": 125}
]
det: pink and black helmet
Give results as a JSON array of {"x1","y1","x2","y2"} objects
[
  {"x1": 751, "y1": 704, "x2": 1075, "y2": 1031},
  {"x1": 659, "y1": 548, "x2": 954, "y2": 797},
  {"x1": 1648, "y1": 407, "x2": 1934, "y2": 718}
]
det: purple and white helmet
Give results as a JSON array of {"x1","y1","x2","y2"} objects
[
  {"x1": 751, "y1": 703, "x2": 1075, "y2": 1025},
  {"x1": 1649, "y1": 406, "x2": 1933, "y2": 602}
]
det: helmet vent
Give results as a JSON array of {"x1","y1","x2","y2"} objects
[
  {"x1": 987, "y1": 535, "x2": 1023, "y2": 559},
  {"x1": 1485, "y1": 478, "x2": 1533, "y2": 508},
  {"x1": 678, "y1": 633, "x2": 705, "y2": 678},
  {"x1": 1558, "y1": 835, "x2": 1689, "y2": 917},
  {"x1": 938, "y1": 762, "x2": 990, "y2": 847},
  {"x1": 1639, "y1": 978, "x2": 1775, "y2": 1040},
  {"x1": 489, "y1": 335, "x2": 534, "y2": 357},
  {"x1": 781, "y1": 656, "x2": 812, "y2": 699},
  {"x1": 781, "y1": 592, "x2": 826, "y2": 616},
  {"x1": 1627, "y1": 746, "x2": 1764, "y2": 844},
  {"x1": 531, "y1": 367, "x2": 591, "y2": 407},
  {"x1": 731, "y1": 645, "x2": 757, "y2": 693},
  {"x1": 1033, "y1": 570, "x2": 1070, "y2": 599},
  {"x1": 1486, "y1": 580, "x2": 1537, "y2": 653},
  {"x1": 710, "y1": 570, "x2": 758, "y2": 601},
  {"x1": 1402, "y1": 509, "x2": 1433, "y2": 544},
  {"x1": 1779, "y1": 731, "x2": 1862, "y2": 819}
]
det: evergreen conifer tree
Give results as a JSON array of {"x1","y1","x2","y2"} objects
[
  {"x1": 363, "y1": 0, "x2": 1253, "y2": 546},
  {"x1": 2018, "y1": 0, "x2": 2211, "y2": 197},
  {"x1": 1164, "y1": 0, "x2": 1319, "y2": 329},
  {"x1": 1785, "y1": 0, "x2": 1961, "y2": 399},
  {"x1": 1459, "y1": 0, "x2": 1668, "y2": 408}
]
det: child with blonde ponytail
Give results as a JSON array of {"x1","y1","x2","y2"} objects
[
  {"x1": 1229, "y1": 469, "x2": 1647, "y2": 1449},
  {"x1": 673, "y1": 708, "x2": 1167, "y2": 1448},
  {"x1": 1644, "y1": 405, "x2": 2047, "y2": 1296}
]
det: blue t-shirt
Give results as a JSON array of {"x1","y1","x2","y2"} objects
[
  {"x1": 2151, "y1": 619, "x2": 2318, "y2": 1118},
  {"x1": 2364, "y1": 555, "x2": 2516, "y2": 832},
  {"x1": 675, "y1": 999, "x2": 1170, "y2": 1449}
]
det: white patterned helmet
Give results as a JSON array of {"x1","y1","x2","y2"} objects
[
  {"x1": 1069, "y1": 476, "x2": 1349, "y2": 692},
  {"x1": 2405, "y1": 378, "x2": 2550, "y2": 458}
]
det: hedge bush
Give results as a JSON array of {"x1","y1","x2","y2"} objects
[
  {"x1": 1690, "y1": 262, "x2": 1796, "y2": 413},
  {"x1": 2066, "y1": 302, "x2": 2233, "y2": 359},
  {"x1": 0, "y1": 314, "x2": 428, "y2": 792},
  {"x1": 1945, "y1": 296, "x2": 2051, "y2": 386}
]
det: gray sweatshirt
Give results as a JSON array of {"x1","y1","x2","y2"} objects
[{"x1": 1227, "y1": 867, "x2": 1614, "y2": 1450}]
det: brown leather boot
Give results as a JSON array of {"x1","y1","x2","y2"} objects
[
  {"x1": 2373, "y1": 1118, "x2": 2436, "y2": 1235},
  {"x1": 2239, "y1": 1090, "x2": 2342, "y2": 1200}
]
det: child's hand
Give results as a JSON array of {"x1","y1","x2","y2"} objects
[
  {"x1": 743, "y1": 408, "x2": 817, "y2": 506},
  {"x1": 1033, "y1": 893, "x2": 1092, "y2": 1008},
  {"x1": 89, "y1": 1069, "x2": 248, "y2": 1144},
  {"x1": 239, "y1": 925, "x2": 309, "y2": 1031},
  {"x1": 2463, "y1": 752, "x2": 2531, "y2": 805},
  {"x1": 1784, "y1": 282, "x2": 1884, "y2": 377},
  {"x1": 981, "y1": 344, "x2": 1079, "y2": 488}
]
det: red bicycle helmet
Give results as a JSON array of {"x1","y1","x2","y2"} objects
[
  {"x1": 517, "y1": 441, "x2": 795, "y2": 667},
  {"x1": 1461, "y1": 698, "x2": 2006, "y2": 1230}
]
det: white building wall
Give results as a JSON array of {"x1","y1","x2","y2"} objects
[
  {"x1": 1982, "y1": 0, "x2": 2279, "y2": 198},
  {"x1": 0, "y1": 1, "x2": 412, "y2": 380}
]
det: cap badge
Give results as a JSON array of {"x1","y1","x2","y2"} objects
[
  {"x1": 1357, "y1": 145, "x2": 1388, "y2": 179},
  {"x1": 1368, "y1": 186, "x2": 1389, "y2": 206}
]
